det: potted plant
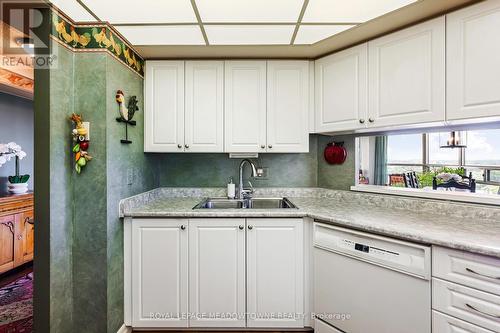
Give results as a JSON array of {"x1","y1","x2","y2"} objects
[{"x1": 0, "y1": 142, "x2": 29, "y2": 194}]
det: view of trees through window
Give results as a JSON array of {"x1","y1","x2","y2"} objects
[{"x1": 384, "y1": 129, "x2": 500, "y2": 195}]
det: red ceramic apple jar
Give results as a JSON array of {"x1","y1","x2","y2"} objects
[{"x1": 324, "y1": 142, "x2": 347, "y2": 165}]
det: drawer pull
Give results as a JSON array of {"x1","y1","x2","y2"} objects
[
  {"x1": 465, "y1": 303, "x2": 500, "y2": 319},
  {"x1": 466, "y1": 267, "x2": 500, "y2": 280}
]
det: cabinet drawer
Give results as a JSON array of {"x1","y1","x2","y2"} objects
[
  {"x1": 433, "y1": 310, "x2": 495, "y2": 333},
  {"x1": 433, "y1": 246, "x2": 500, "y2": 295},
  {"x1": 433, "y1": 278, "x2": 500, "y2": 332}
]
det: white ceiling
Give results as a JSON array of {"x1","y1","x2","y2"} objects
[{"x1": 51, "y1": 0, "x2": 418, "y2": 46}]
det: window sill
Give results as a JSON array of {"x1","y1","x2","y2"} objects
[{"x1": 350, "y1": 185, "x2": 500, "y2": 206}]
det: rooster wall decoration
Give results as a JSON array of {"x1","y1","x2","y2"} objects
[{"x1": 116, "y1": 90, "x2": 139, "y2": 144}]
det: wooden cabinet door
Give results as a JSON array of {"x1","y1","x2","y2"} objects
[
  {"x1": 144, "y1": 61, "x2": 185, "y2": 152},
  {"x1": 225, "y1": 61, "x2": 267, "y2": 153},
  {"x1": 368, "y1": 17, "x2": 445, "y2": 127},
  {"x1": 188, "y1": 219, "x2": 246, "y2": 327},
  {"x1": 185, "y1": 61, "x2": 224, "y2": 152},
  {"x1": 21, "y1": 210, "x2": 34, "y2": 262},
  {"x1": 246, "y1": 218, "x2": 304, "y2": 328},
  {"x1": 132, "y1": 219, "x2": 188, "y2": 328},
  {"x1": 267, "y1": 61, "x2": 309, "y2": 153},
  {"x1": 0, "y1": 214, "x2": 18, "y2": 274},
  {"x1": 447, "y1": 1, "x2": 500, "y2": 121},
  {"x1": 315, "y1": 44, "x2": 368, "y2": 132}
]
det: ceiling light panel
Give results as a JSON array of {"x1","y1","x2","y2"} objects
[
  {"x1": 81, "y1": 0, "x2": 197, "y2": 24},
  {"x1": 294, "y1": 25, "x2": 354, "y2": 44},
  {"x1": 50, "y1": 0, "x2": 96, "y2": 22},
  {"x1": 205, "y1": 25, "x2": 295, "y2": 45},
  {"x1": 195, "y1": 0, "x2": 304, "y2": 22},
  {"x1": 116, "y1": 26, "x2": 205, "y2": 45},
  {"x1": 302, "y1": 0, "x2": 417, "y2": 23}
]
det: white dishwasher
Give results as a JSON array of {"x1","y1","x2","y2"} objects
[{"x1": 313, "y1": 222, "x2": 431, "y2": 333}]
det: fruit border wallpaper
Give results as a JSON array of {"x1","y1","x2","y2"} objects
[{"x1": 51, "y1": 11, "x2": 144, "y2": 77}]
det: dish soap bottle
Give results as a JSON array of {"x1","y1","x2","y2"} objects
[{"x1": 227, "y1": 177, "x2": 236, "y2": 199}]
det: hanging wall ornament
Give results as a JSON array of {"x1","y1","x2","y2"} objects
[
  {"x1": 115, "y1": 90, "x2": 139, "y2": 144},
  {"x1": 70, "y1": 113, "x2": 93, "y2": 174}
]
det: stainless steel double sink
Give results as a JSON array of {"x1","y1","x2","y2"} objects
[{"x1": 193, "y1": 197, "x2": 297, "y2": 209}]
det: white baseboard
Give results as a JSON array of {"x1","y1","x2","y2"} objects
[{"x1": 117, "y1": 324, "x2": 132, "y2": 333}]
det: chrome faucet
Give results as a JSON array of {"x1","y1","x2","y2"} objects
[{"x1": 238, "y1": 159, "x2": 258, "y2": 200}]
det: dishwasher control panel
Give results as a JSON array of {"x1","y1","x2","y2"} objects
[{"x1": 315, "y1": 223, "x2": 431, "y2": 279}]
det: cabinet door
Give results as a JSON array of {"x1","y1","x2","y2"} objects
[
  {"x1": 132, "y1": 219, "x2": 188, "y2": 328},
  {"x1": 368, "y1": 17, "x2": 445, "y2": 127},
  {"x1": 0, "y1": 215, "x2": 17, "y2": 274},
  {"x1": 315, "y1": 44, "x2": 368, "y2": 132},
  {"x1": 188, "y1": 219, "x2": 246, "y2": 327},
  {"x1": 447, "y1": 1, "x2": 500, "y2": 121},
  {"x1": 267, "y1": 61, "x2": 309, "y2": 153},
  {"x1": 21, "y1": 210, "x2": 34, "y2": 263},
  {"x1": 144, "y1": 61, "x2": 185, "y2": 152},
  {"x1": 225, "y1": 61, "x2": 267, "y2": 153},
  {"x1": 185, "y1": 61, "x2": 224, "y2": 152},
  {"x1": 246, "y1": 218, "x2": 304, "y2": 328}
]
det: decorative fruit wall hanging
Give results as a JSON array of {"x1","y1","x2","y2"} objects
[
  {"x1": 116, "y1": 90, "x2": 139, "y2": 144},
  {"x1": 70, "y1": 113, "x2": 93, "y2": 174},
  {"x1": 324, "y1": 142, "x2": 347, "y2": 165}
]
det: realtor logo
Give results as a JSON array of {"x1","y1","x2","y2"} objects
[{"x1": 0, "y1": 0, "x2": 57, "y2": 69}]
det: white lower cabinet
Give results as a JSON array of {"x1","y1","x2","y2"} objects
[
  {"x1": 131, "y1": 219, "x2": 188, "y2": 328},
  {"x1": 131, "y1": 218, "x2": 304, "y2": 329},
  {"x1": 188, "y1": 218, "x2": 246, "y2": 327},
  {"x1": 246, "y1": 218, "x2": 304, "y2": 328}
]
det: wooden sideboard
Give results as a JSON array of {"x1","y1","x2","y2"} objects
[{"x1": 0, "y1": 193, "x2": 33, "y2": 274}]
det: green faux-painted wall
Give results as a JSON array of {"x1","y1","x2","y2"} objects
[
  {"x1": 46, "y1": 42, "x2": 157, "y2": 333},
  {"x1": 158, "y1": 136, "x2": 319, "y2": 188},
  {"x1": 317, "y1": 134, "x2": 357, "y2": 190},
  {"x1": 157, "y1": 134, "x2": 357, "y2": 191},
  {"x1": 48, "y1": 40, "x2": 74, "y2": 333}
]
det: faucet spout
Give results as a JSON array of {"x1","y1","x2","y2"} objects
[{"x1": 238, "y1": 159, "x2": 258, "y2": 199}]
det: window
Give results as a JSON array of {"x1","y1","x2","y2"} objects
[
  {"x1": 464, "y1": 129, "x2": 500, "y2": 166},
  {"x1": 387, "y1": 134, "x2": 422, "y2": 164},
  {"x1": 428, "y1": 133, "x2": 460, "y2": 165},
  {"x1": 359, "y1": 129, "x2": 500, "y2": 195}
]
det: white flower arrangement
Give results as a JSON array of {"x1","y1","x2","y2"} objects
[
  {"x1": 0, "y1": 142, "x2": 27, "y2": 168},
  {"x1": 436, "y1": 172, "x2": 462, "y2": 182}
]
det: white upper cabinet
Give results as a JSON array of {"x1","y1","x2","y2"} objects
[
  {"x1": 315, "y1": 44, "x2": 368, "y2": 132},
  {"x1": 188, "y1": 219, "x2": 246, "y2": 328},
  {"x1": 368, "y1": 17, "x2": 445, "y2": 128},
  {"x1": 225, "y1": 61, "x2": 267, "y2": 153},
  {"x1": 145, "y1": 61, "x2": 185, "y2": 152},
  {"x1": 447, "y1": 0, "x2": 500, "y2": 121},
  {"x1": 246, "y1": 218, "x2": 304, "y2": 328},
  {"x1": 185, "y1": 61, "x2": 224, "y2": 152},
  {"x1": 132, "y1": 219, "x2": 188, "y2": 328},
  {"x1": 267, "y1": 61, "x2": 310, "y2": 153}
]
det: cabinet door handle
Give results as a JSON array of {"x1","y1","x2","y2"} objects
[
  {"x1": 465, "y1": 303, "x2": 500, "y2": 318},
  {"x1": 239, "y1": 225, "x2": 244, "y2": 230},
  {"x1": 180, "y1": 225, "x2": 186, "y2": 230},
  {"x1": 368, "y1": 118, "x2": 375, "y2": 123},
  {"x1": 359, "y1": 119, "x2": 365, "y2": 124},
  {"x1": 466, "y1": 267, "x2": 500, "y2": 280},
  {"x1": 25, "y1": 217, "x2": 34, "y2": 225},
  {"x1": 248, "y1": 225, "x2": 253, "y2": 230},
  {"x1": 260, "y1": 145, "x2": 265, "y2": 149},
  {"x1": 268, "y1": 145, "x2": 273, "y2": 149},
  {"x1": 185, "y1": 144, "x2": 189, "y2": 149},
  {"x1": 177, "y1": 144, "x2": 182, "y2": 149}
]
